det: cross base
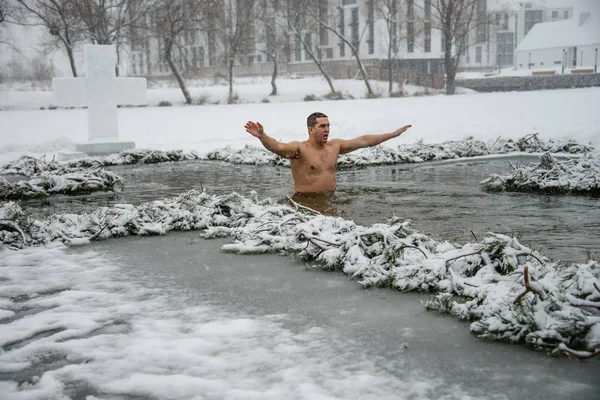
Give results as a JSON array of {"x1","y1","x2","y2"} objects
[{"x1": 58, "y1": 140, "x2": 136, "y2": 161}]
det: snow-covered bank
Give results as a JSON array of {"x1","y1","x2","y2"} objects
[
  {"x1": 1, "y1": 86, "x2": 599, "y2": 166},
  {"x1": 1, "y1": 190, "x2": 598, "y2": 357},
  {"x1": 481, "y1": 152, "x2": 600, "y2": 195},
  {"x1": 207, "y1": 134, "x2": 595, "y2": 167}
]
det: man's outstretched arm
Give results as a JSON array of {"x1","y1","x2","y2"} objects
[
  {"x1": 337, "y1": 125, "x2": 412, "y2": 154},
  {"x1": 245, "y1": 121, "x2": 300, "y2": 159}
]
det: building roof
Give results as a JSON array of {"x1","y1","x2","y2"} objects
[
  {"x1": 515, "y1": 13, "x2": 600, "y2": 51},
  {"x1": 487, "y1": 0, "x2": 520, "y2": 13}
]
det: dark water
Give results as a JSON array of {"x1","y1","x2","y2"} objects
[{"x1": 17, "y1": 157, "x2": 600, "y2": 264}]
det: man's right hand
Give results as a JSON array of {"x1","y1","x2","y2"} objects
[{"x1": 245, "y1": 121, "x2": 265, "y2": 138}]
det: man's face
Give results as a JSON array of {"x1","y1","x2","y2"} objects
[{"x1": 309, "y1": 117, "x2": 330, "y2": 145}]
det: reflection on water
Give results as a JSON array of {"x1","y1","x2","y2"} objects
[
  {"x1": 290, "y1": 191, "x2": 339, "y2": 216},
  {"x1": 16, "y1": 158, "x2": 600, "y2": 263}
]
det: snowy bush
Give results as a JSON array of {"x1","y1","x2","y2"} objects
[
  {"x1": 206, "y1": 135, "x2": 596, "y2": 168},
  {"x1": 481, "y1": 152, "x2": 600, "y2": 195}
]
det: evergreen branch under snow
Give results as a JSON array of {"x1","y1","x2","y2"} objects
[
  {"x1": 0, "y1": 190, "x2": 598, "y2": 355},
  {"x1": 481, "y1": 152, "x2": 600, "y2": 195}
]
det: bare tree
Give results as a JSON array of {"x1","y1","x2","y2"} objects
[
  {"x1": 285, "y1": 0, "x2": 336, "y2": 94},
  {"x1": 0, "y1": 0, "x2": 14, "y2": 48},
  {"x1": 70, "y1": 0, "x2": 155, "y2": 74},
  {"x1": 255, "y1": 0, "x2": 288, "y2": 96},
  {"x1": 150, "y1": 0, "x2": 215, "y2": 104},
  {"x1": 307, "y1": 1, "x2": 374, "y2": 97},
  {"x1": 216, "y1": 0, "x2": 257, "y2": 104},
  {"x1": 427, "y1": 0, "x2": 480, "y2": 95},
  {"x1": 376, "y1": 0, "x2": 415, "y2": 93},
  {"x1": 15, "y1": 0, "x2": 83, "y2": 76}
]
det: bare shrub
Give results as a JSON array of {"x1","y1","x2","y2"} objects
[
  {"x1": 195, "y1": 94, "x2": 210, "y2": 105},
  {"x1": 324, "y1": 91, "x2": 344, "y2": 100}
]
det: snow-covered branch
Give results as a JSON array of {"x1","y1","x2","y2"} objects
[
  {"x1": 1, "y1": 190, "x2": 598, "y2": 355},
  {"x1": 206, "y1": 135, "x2": 596, "y2": 168},
  {"x1": 481, "y1": 152, "x2": 600, "y2": 195}
]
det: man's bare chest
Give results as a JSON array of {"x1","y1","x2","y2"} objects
[{"x1": 290, "y1": 145, "x2": 337, "y2": 173}]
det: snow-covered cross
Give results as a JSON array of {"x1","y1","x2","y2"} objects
[{"x1": 53, "y1": 45, "x2": 146, "y2": 156}]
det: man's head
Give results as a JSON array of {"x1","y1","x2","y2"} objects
[{"x1": 307, "y1": 112, "x2": 330, "y2": 146}]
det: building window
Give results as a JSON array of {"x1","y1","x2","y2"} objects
[
  {"x1": 208, "y1": 30, "x2": 217, "y2": 66},
  {"x1": 552, "y1": 11, "x2": 558, "y2": 19},
  {"x1": 350, "y1": 7, "x2": 359, "y2": 49},
  {"x1": 475, "y1": 46, "x2": 482, "y2": 63},
  {"x1": 367, "y1": 0, "x2": 375, "y2": 54},
  {"x1": 341, "y1": 0, "x2": 357, "y2": 5},
  {"x1": 407, "y1": 0, "x2": 414, "y2": 52},
  {"x1": 424, "y1": 22, "x2": 431, "y2": 52},
  {"x1": 564, "y1": 10, "x2": 568, "y2": 19},
  {"x1": 266, "y1": 20, "x2": 275, "y2": 61},
  {"x1": 294, "y1": 34, "x2": 301, "y2": 61},
  {"x1": 496, "y1": 32, "x2": 514, "y2": 67},
  {"x1": 525, "y1": 10, "x2": 543, "y2": 35},
  {"x1": 407, "y1": 22, "x2": 414, "y2": 52},
  {"x1": 304, "y1": 33, "x2": 312, "y2": 59},
  {"x1": 319, "y1": 0, "x2": 329, "y2": 45},
  {"x1": 476, "y1": 0, "x2": 486, "y2": 43},
  {"x1": 338, "y1": 8, "x2": 345, "y2": 57}
]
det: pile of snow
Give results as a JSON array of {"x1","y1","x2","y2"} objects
[
  {"x1": 206, "y1": 134, "x2": 596, "y2": 168},
  {"x1": 481, "y1": 152, "x2": 600, "y2": 195},
  {"x1": 1, "y1": 190, "x2": 598, "y2": 357}
]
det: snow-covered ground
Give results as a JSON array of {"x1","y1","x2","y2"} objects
[
  {"x1": 1, "y1": 77, "x2": 598, "y2": 166},
  {"x1": 1, "y1": 78, "x2": 599, "y2": 398}
]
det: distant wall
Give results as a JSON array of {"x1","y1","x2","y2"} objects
[{"x1": 456, "y1": 73, "x2": 600, "y2": 92}]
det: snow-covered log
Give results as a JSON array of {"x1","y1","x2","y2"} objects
[
  {"x1": 481, "y1": 152, "x2": 600, "y2": 195},
  {"x1": 0, "y1": 190, "x2": 598, "y2": 356}
]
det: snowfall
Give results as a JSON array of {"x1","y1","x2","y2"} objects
[{"x1": 1, "y1": 76, "x2": 600, "y2": 399}]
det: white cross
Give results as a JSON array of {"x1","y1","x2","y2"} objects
[{"x1": 53, "y1": 45, "x2": 147, "y2": 142}]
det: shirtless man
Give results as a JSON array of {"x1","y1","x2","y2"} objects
[{"x1": 244, "y1": 112, "x2": 411, "y2": 194}]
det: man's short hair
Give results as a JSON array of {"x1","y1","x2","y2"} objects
[{"x1": 307, "y1": 112, "x2": 328, "y2": 127}]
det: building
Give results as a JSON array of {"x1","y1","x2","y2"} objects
[
  {"x1": 119, "y1": 0, "x2": 594, "y2": 80},
  {"x1": 515, "y1": 11, "x2": 600, "y2": 69}
]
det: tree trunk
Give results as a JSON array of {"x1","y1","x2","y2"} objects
[
  {"x1": 166, "y1": 40, "x2": 192, "y2": 104},
  {"x1": 350, "y1": 46, "x2": 374, "y2": 96},
  {"x1": 387, "y1": 49, "x2": 393, "y2": 93},
  {"x1": 296, "y1": 32, "x2": 336, "y2": 94},
  {"x1": 444, "y1": 41, "x2": 456, "y2": 95},
  {"x1": 66, "y1": 45, "x2": 78, "y2": 77},
  {"x1": 228, "y1": 57, "x2": 235, "y2": 104},
  {"x1": 270, "y1": 59, "x2": 278, "y2": 96}
]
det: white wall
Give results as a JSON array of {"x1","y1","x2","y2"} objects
[{"x1": 515, "y1": 44, "x2": 600, "y2": 69}]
